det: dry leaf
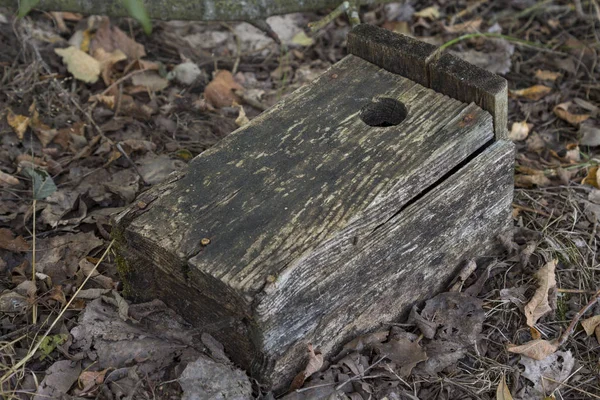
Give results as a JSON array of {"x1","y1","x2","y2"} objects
[
  {"x1": 7, "y1": 109, "x2": 30, "y2": 140},
  {"x1": 534, "y1": 69, "x2": 561, "y2": 81},
  {"x1": 55, "y1": 46, "x2": 101, "y2": 83},
  {"x1": 496, "y1": 374, "x2": 514, "y2": 400},
  {"x1": 520, "y1": 350, "x2": 574, "y2": 398},
  {"x1": 0, "y1": 228, "x2": 30, "y2": 252},
  {"x1": 131, "y1": 71, "x2": 169, "y2": 92},
  {"x1": 510, "y1": 85, "x2": 552, "y2": 101},
  {"x1": 509, "y1": 121, "x2": 531, "y2": 141},
  {"x1": 374, "y1": 336, "x2": 428, "y2": 376},
  {"x1": 582, "y1": 166, "x2": 599, "y2": 188},
  {"x1": 514, "y1": 173, "x2": 551, "y2": 188},
  {"x1": 444, "y1": 18, "x2": 482, "y2": 33},
  {"x1": 204, "y1": 70, "x2": 243, "y2": 108},
  {"x1": 581, "y1": 315, "x2": 600, "y2": 336},
  {"x1": 554, "y1": 102, "x2": 590, "y2": 126},
  {"x1": 507, "y1": 339, "x2": 558, "y2": 360},
  {"x1": 0, "y1": 170, "x2": 20, "y2": 186},
  {"x1": 579, "y1": 124, "x2": 600, "y2": 147},
  {"x1": 234, "y1": 103, "x2": 250, "y2": 127},
  {"x1": 88, "y1": 94, "x2": 115, "y2": 109},
  {"x1": 90, "y1": 20, "x2": 146, "y2": 60},
  {"x1": 289, "y1": 344, "x2": 323, "y2": 390},
  {"x1": 414, "y1": 6, "x2": 440, "y2": 19},
  {"x1": 524, "y1": 259, "x2": 557, "y2": 327},
  {"x1": 92, "y1": 48, "x2": 127, "y2": 85},
  {"x1": 30, "y1": 104, "x2": 57, "y2": 147}
]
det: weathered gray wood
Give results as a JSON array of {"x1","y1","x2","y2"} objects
[
  {"x1": 428, "y1": 53, "x2": 508, "y2": 140},
  {"x1": 347, "y1": 24, "x2": 509, "y2": 140},
  {"x1": 114, "y1": 31, "x2": 513, "y2": 390},
  {"x1": 347, "y1": 23, "x2": 436, "y2": 86}
]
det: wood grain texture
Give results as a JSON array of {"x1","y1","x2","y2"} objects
[
  {"x1": 114, "y1": 53, "x2": 511, "y2": 389},
  {"x1": 347, "y1": 24, "x2": 508, "y2": 140}
]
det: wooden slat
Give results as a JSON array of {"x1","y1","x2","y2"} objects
[{"x1": 347, "y1": 24, "x2": 508, "y2": 140}]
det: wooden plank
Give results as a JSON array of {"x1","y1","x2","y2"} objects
[
  {"x1": 347, "y1": 23, "x2": 436, "y2": 86},
  {"x1": 428, "y1": 53, "x2": 508, "y2": 140},
  {"x1": 347, "y1": 24, "x2": 508, "y2": 140},
  {"x1": 259, "y1": 140, "x2": 514, "y2": 387}
]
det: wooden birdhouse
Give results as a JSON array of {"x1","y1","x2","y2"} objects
[{"x1": 113, "y1": 24, "x2": 514, "y2": 391}]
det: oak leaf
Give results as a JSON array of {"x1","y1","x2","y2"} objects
[
  {"x1": 507, "y1": 339, "x2": 558, "y2": 360},
  {"x1": 524, "y1": 259, "x2": 557, "y2": 327}
]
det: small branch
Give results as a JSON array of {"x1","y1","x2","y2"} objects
[{"x1": 557, "y1": 288, "x2": 600, "y2": 346}]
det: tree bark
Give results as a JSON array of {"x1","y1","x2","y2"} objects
[{"x1": 0, "y1": 0, "x2": 383, "y2": 22}]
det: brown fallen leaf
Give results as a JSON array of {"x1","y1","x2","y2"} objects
[
  {"x1": 496, "y1": 374, "x2": 514, "y2": 400},
  {"x1": 92, "y1": 47, "x2": 127, "y2": 85},
  {"x1": 581, "y1": 315, "x2": 600, "y2": 336},
  {"x1": 374, "y1": 336, "x2": 428, "y2": 376},
  {"x1": 30, "y1": 102, "x2": 57, "y2": 147},
  {"x1": 508, "y1": 121, "x2": 531, "y2": 141},
  {"x1": 90, "y1": 19, "x2": 146, "y2": 60},
  {"x1": 582, "y1": 166, "x2": 599, "y2": 189},
  {"x1": 510, "y1": 85, "x2": 552, "y2": 101},
  {"x1": 204, "y1": 70, "x2": 243, "y2": 108},
  {"x1": 78, "y1": 368, "x2": 108, "y2": 394},
  {"x1": 507, "y1": 339, "x2": 558, "y2": 360},
  {"x1": 534, "y1": 69, "x2": 561, "y2": 81},
  {"x1": 444, "y1": 18, "x2": 482, "y2": 33},
  {"x1": 7, "y1": 108, "x2": 30, "y2": 140},
  {"x1": 0, "y1": 170, "x2": 20, "y2": 186},
  {"x1": 524, "y1": 259, "x2": 557, "y2": 327},
  {"x1": 554, "y1": 102, "x2": 590, "y2": 126},
  {"x1": 514, "y1": 173, "x2": 551, "y2": 188},
  {"x1": 0, "y1": 228, "x2": 30, "y2": 252},
  {"x1": 289, "y1": 343, "x2": 323, "y2": 391}
]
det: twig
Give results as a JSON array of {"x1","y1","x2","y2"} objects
[
  {"x1": 116, "y1": 143, "x2": 149, "y2": 186},
  {"x1": 557, "y1": 288, "x2": 600, "y2": 346},
  {"x1": 542, "y1": 376, "x2": 600, "y2": 399}
]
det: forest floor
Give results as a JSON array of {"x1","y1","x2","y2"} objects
[{"x1": 0, "y1": 1, "x2": 599, "y2": 399}]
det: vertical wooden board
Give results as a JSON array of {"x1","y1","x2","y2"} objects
[
  {"x1": 428, "y1": 53, "x2": 508, "y2": 140},
  {"x1": 258, "y1": 140, "x2": 515, "y2": 388},
  {"x1": 347, "y1": 23, "x2": 436, "y2": 86}
]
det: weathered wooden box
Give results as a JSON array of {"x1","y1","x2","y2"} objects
[{"x1": 114, "y1": 24, "x2": 514, "y2": 390}]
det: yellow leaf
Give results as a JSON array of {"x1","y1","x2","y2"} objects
[
  {"x1": 508, "y1": 121, "x2": 531, "y2": 141},
  {"x1": 554, "y1": 102, "x2": 590, "y2": 126},
  {"x1": 415, "y1": 6, "x2": 440, "y2": 19},
  {"x1": 534, "y1": 69, "x2": 561, "y2": 81},
  {"x1": 507, "y1": 339, "x2": 558, "y2": 360},
  {"x1": 496, "y1": 374, "x2": 514, "y2": 400},
  {"x1": 291, "y1": 31, "x2": 314, "y2": 47},
  {"x1": 510, "y1": 85, "x2": 552, "y2": 101},
  {"x1": 524, "y1": 259, "x2": 557, "y2": 327},
  {"x1": 581, "y1": 315, "x2": 600, "y2": 336},
  {"x1": 582, "y1": 166, "x2": 599, "y2": 188},
  {"x1": 55, "y1": 46, "x2": 101, "y2": 83},
  {"x1": 6, "y1": 109, "x2": 30, "y2": 140}
]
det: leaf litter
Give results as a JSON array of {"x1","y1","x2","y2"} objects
[{"x1": 1, "y1": 3, "x2": 600, "y2": 400}]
